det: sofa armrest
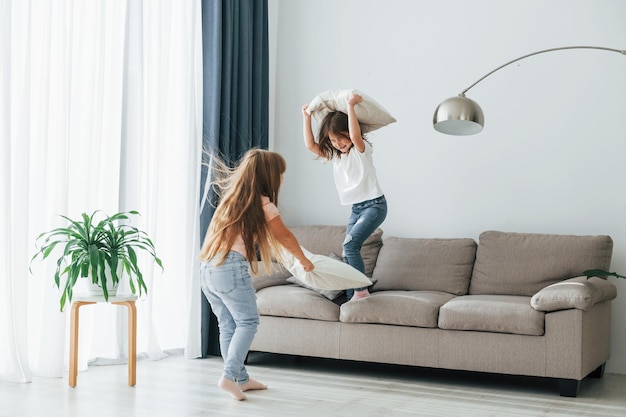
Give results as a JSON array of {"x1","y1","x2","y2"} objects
[{"x1": 530, "y1": 276, "x2": 617, "y2": 312}]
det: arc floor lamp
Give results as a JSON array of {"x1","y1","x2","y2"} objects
[{"x1": 433, "y1": 46, "x2": 625, "y2": 136}]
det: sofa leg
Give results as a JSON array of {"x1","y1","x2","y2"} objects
[
  {"x1": 558, "y1": 378, "x2": 580, "y2": 397},
  {"x1": 588, "y1": 363, "x2": 605, "y2": 378}
]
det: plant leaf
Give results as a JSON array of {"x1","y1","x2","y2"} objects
[
  {"x1": 583, "y1": 269, "x2": 626, "y2": 279},
  {"x1": 31, "y1": 209, "x2": 163, "y2": 308}
]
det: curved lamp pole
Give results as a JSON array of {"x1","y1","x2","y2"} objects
[{"x1": 433, "y1": 46, "x2": 626, "y2": 136}]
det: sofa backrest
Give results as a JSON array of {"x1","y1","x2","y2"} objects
[
  {"x1": 289, "y1": 225, "x2": 383, "y2": 277},
  {"x1": 469, "y1": 230, "x2": 613, "y2": 296},
  {"x1": 372, "y1": 237, "x2": 478, "y2": 295}
]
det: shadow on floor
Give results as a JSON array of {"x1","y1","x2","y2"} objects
[{"x1": 246, "y1": 351, "x2": 593, "y2": 397}]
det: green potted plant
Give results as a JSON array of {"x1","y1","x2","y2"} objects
[
  {"x1": 584, "y1": 269, "x2": 626, "y2": 280},
  {"x1": 30, "y1": 210, "x2": 163, "y2": 311}
]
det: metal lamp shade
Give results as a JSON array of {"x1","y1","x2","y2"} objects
[
  {"x1": 432, "y1": 47, "x2": 624, "y2": 136},
  {"x1": 433, "y1": 96, "x2": 484, "y2": 135}
]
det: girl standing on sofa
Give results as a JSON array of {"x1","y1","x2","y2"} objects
[
  {"x1": 199, "y1": 149, "x2": 314, "y2": 401},
  {"x1": 302, "y1": 93, "x2": 387, "y2": 300}
]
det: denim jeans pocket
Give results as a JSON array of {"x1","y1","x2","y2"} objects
[{"x1": 207, "y1": 266, "x2": 239, "y2": 294}]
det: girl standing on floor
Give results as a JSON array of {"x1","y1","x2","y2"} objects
[
  {"x1": 301, "y1": 93, "x2": 388, "y2": 301},
  {"x1": 199, "y1": 149, "x2": 314, "y2": 401}
]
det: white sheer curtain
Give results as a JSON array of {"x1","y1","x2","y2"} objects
[{"x1": 0, "y1": 0, "x2": 203, "y2": 383}]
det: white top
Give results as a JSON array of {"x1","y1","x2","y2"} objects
[{"x1": 332, "y1": 141, "x2": 383, "y2": 205}]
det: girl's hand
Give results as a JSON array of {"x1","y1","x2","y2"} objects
[
  {"x1": 300, "y1": 258, "x2": 315, "y2": 272},
  {"x1": 302, "y1": 104, "x2": 311, "y2": 118},
  {"x1": 347, "y1": 93, "x2": 363, "y2": 106}
]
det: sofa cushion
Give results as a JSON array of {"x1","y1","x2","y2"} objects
[
  {"x1": 340, "y1": 290, "x2": 456, "y2": 328},
  {"x1": 531, "y1": 276, "x2": 617, "y2": 312},
  {"x1": 372, "y1": 237, "x2": 477, "y2": 295},
  {"x1": 469, "y1": 231, "x2": 613, "y2": 296},
  {"x1": 438, "y1": 295, "x2": 545, "y2": 336},
  {"x1": 256, "y1": 285, "x2": 340, "y2": 321},
  {"x1": 289, "y1": 225, "x2": 383, "y2": 277},
  {"x1": 252, "y1": 262, "x2": 292, "y2": 291}
]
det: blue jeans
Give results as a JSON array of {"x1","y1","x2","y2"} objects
[
  {"x1": 343, "y1": 195, "x2": 388, "y2": 299},
  {"x1": 200, "y1": 251, "x2": 258, "y2": 384}
]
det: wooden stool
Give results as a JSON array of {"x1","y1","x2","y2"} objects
[{"x1": 69, "y1": 295, "x2": 138, "y2": 387}]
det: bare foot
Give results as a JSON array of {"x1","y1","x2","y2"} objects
[
  {"x1": 218, "y1": 377, "x2": 246, "y2": 401},
  {"x1": 240, "y1": 378, "x2": 267, "y2": 392}
]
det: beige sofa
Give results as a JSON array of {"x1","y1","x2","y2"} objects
[{"x1": 250, "y1": 226, "x2": 618, "y2": 397}]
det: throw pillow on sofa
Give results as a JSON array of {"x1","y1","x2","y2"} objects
[{"x1": 530, "y1": 276, "x2": 617, "y2": 311}]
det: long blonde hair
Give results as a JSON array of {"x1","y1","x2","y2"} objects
[{"x1": 199, "y1": 149, "x2": 286, "y2": 275}]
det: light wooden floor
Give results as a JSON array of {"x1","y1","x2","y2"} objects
[{"x1": 2, "y1": 350, "x2": 625, "y2": 417}]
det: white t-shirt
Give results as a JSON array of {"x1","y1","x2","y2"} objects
[{"x1": 332, "y1": 141, "x2": 383, "y2": 205}]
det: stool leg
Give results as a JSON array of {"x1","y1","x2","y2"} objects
[
  {"x1": 114, "y1": 301, "x2": 137, "y2": 386},
  {"x1": 127, "y1": 301, "x2": 137, "y2": 386},
  {"x1": 69, "y1": 301, "x2": 94, "y2": 387}
]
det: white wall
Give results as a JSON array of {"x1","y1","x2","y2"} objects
[{"x1": 268, "y1": 0, "x2": 626, "y2": 374}]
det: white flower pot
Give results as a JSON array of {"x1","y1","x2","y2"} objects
[
  {"x1": 81, "y1": 263, "x2": 122, "y2": 297},
  {"x1": 85, "y1": 277, "x2": 119, "y2": 297}
]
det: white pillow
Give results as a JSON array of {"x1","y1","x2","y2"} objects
[
  {"x1": 281, "y1": 247, "x2": 372, "y2": 291},
  {"x1": 530, "y1": 276, "x2": 617, "y2": 312},
  {"x1": 286, "y1": 276, "x2": 344, "y2": 300},
  {"x1": 306, "y1": 89, "x2": 396, "y2": 133}
]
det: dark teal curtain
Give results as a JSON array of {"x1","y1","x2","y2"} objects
[{"x1": 200, "y1": 0, "x2": 269, "y2": 357}]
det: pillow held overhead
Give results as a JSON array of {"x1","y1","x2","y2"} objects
[{"x1": 306, "y1": 89, "x2": 396, "y2": 133}]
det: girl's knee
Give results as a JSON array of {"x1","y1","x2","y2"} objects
[{"x1": 342, "y1": 235, "x2": 360, "y2": 255}]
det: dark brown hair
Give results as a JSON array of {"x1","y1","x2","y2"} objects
[{"x1": 317, "y1": 111, "x2": 368, "y2": 161}]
